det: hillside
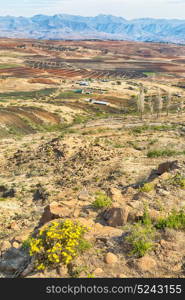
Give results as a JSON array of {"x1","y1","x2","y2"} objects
[
  {"x1": 0, "y1": 14, "x2": 185, "y2": 43},
  {"x1": 0, "y1": 39, "x2": 185, "y2": 279}
]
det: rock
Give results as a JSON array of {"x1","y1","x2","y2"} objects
[
  {"x1": 105, "y1": 253, "x2": 118, "y2": 265},
  {"x1": 156, "y1": 161, "x2": 179, "y2": 175},
  {"x1": 0, "y1": 185, "x2": 15, "y2": 198},
  {"x1": 93, "y1": 268, "x2": 103, "y2": 275},
  {"x1": 157, "y1": 189, "x2": 170, "y2": 196},
  {"x1": 21, "y1": 258, "x2": 35, "y2": 277},
  {"x1": 33, "y1": 184, "x2": 49, "y2": 205},
  {"x1": 127, "y1": 209, "x2": 143, "y2": 222},
  {"x1": 102, "y1": 207, "x2": 129, "y2": 227},
  {"x1": 0, "y1": 248, "x2": 29, "y2": 274},
  {"x1": 135, "y1": 256, "x2": 157, "y2": 272},
  {"x1": 172, "y1": 264, "x2": 182, "y2": 272},
  {"x1": 159, "y1": 173, "x2": 171, "y2": 181},
  {"x1": 9, "y1": 222, "x2": 20, "y2": 231},
  {"x1": 133, "y1": 191, "x2": 152, "y2": 200},
  {"x1": 0, "y1": 241, "x2": 11, "y2": 253},
  {"x1": 12, "y1": 242, "x2": 20, "y2": 249},
  {"x1": 159, "y1": 240, "x2": 176, "y2": 250},
  {"x1": 57, "y1": 265, "x2": 69, "y2": 277},
  {"x1": 39, "y1": 202, "x2": 71, "y2": 226},
  {"x1": 78, "y1": 190, "x2": 91, "y2": 201},
  {"x1": 14, "y1": 229, "x2": 33, "y2": 243},
  {"x1": 148, "y1": 209, "x2": 164, "y2": 221},
  {"x1": 73, "y1": 208, "x2": 80, "y2": 218},
  {"x1": 117, "y1": 273, "x2": 127, "y2": 278},
  {"x1": 109, "y1": 187, "x2": 124, "y2": 203},
  {"x1": 92, "y1": 224, "x2": 123, "y2": 239}
]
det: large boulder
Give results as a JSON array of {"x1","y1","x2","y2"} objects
[
  {"x1": 0, "y1": 248, "x2": 29, "y2": 275},
  {"x1": 39, "y1": 202, "x2": 71, "y2": 226},
  {"x1": 102, "y1": 207, "x2": 129, "y2": 227}
]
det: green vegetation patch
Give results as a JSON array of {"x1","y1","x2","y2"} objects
[
  {"x1": 169, "y1": 174, "x2": 185, "y2": 189},
  {"x1": 92, "y1": 191, "x2": 112, "y2": 209},
  {"x1": 131, "y1": 124, "x2": 177, "y2": 134},
  {"x1": 0, "y1": 64, "x2": 22, "y2": 69},
  {"x1": 0, "y1": 88, "x2": 56, "y2": 101},
  {"x1": 147, "y1": 149, "x2": 182, "y2": 158},
  {"x1": 155, "y1": 210, "x2": 185, "y2": 230},
  {"x1": 125, "y1": 222, "x2": 156, "y2": 257},
  {"x1": 139, "y1": 182, "x2": 155, "y2": 193}
]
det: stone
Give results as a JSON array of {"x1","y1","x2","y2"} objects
[
  {"x1": 0, "y1": 185, "x2": 15, "y2": 198},
  {"x1": 0, "y1": 248, "x2": 29, "y2": 274},
  {"x1": 14, "y1": 229, "x2": 33, "y2": 243},
  {"x1": 172, "y1": 264, "x2": 182, "y2": 272},
  {"x1": 12, "y1": 242, "x2": 20, "y2": 249},
  {"x1": 93, "y1": 268, "x2": 103, "y2": 275},
  {"x1": 117, "y1": 273, "x2": 127, "y2": 278},
  {"x1": 102, "y1": 207, "x2": 129, "y2": 227},
  {"x1": 21, "y1": 258, "x2": 35, "y2": 277},
  {"x1": 57, "y1": 265, "x2": 69, "y2": 277},
  {"x1": 159, "y1": 240, "x2": 176, "y2": 250},
  {"x1": 73, "y1": 208, "x2": 80, "y2": 218},
  {"x1": 135, "y1": 256, "x2": 157, "y2": 272},
  {"x1": 109, "y1": 187, "x2": 124, "y2": 203},
  {"x1": 159, "y1": 173, "x2": 171, "y2": 181},
  {"x1": 156, "y1": 161, "x2": 179, "y2": 175},
  {"x1": 157, "y1": 189, "x2": 170, "y2": 196},
  {"x1": 78, "y1": 190, "x2": 91, "y2": 201},
  {"x1": 0, "y1": 241, "x2": 11, "y2": 253},
  {"x1": 105, "y1": 253, "x2": 118, "y2": 265},
  {"x1": 39, "y1": 202, "x2": 71, "y2": 226},
  {"x1": 9, "y1": 222, "x2": 20, "y2": 231}
]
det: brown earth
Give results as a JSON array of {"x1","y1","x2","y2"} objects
[{"x1": 0, "y1": 39, "x2": 185, "y2": 279}]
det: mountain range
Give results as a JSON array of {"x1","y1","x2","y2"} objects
[{"x1": 0, "y1": 14, "x2": 185, "y2": 44}]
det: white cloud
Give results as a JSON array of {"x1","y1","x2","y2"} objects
[{"x1": 0, "y1": 0, "x2": 185, "y2": 19}]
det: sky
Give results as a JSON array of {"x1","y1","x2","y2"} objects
[{"x1": 0, "y1": 0, "x2": 185, "y2": 19}]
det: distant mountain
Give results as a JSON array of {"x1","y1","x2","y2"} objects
[{"x1": 0, "y1": 14, "x2": 185, "y2": 43}]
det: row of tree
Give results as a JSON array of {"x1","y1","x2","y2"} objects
[{"x1": 137, "y1": 86, "x2": 184, "y2": 120}]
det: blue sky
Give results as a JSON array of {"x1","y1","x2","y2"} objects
[{"x1": 0, "y1": 0, "x2": 185, "y2": 19}]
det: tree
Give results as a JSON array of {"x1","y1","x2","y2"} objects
[
  {"x1": 155, "y1": 88, "x2": 163, "y2": 118},
  {"x1": 166, "y1": 90, "x2": 172, "y2": 116},
  {"x1": 137, "y1": 86, "x2": 145, "y2": 120},
  {"x1": 177, "y1": 98, "x2": 184, "y2": 116},
  {"x1": 148, "y1": 96, "x2": 154, "y2": 117}
]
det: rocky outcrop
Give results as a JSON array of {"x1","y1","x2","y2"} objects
[
  {"x1": 39, "y1": 202, "x2": 71, "y2": 226},
  {"x1": 102, "y1": 207, "x2": 129, "y2": 227}
]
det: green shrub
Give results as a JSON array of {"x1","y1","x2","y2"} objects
[
  {"x1": 147, "y1": 149, "x2": 178, "y2": 158},
  {"x1": 92, "y1": 191, "x2": 112, "y2": 209},
  {"x1": 139, "y1": 182, "x2": 155, "y2": 193},
  {"x1": 155, "y1": 210, "x2": 185, "y2": 230},
  {"x1": 125, "y1": 223, "x2": 156, "y2": 257},
  {"x1": 77, "y1": 239, "x2": 92, "y2": 253},
  {"x1": 142, "y1": 208, "x2": 152, "y2": 226},
  {"x1": 170, "y1": 174, "x2": 185, "y2": 189},
  {"x1": 21, "y1": 237, "x2": 32, "y2": 250}
]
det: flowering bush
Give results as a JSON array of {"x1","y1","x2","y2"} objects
[{"x1": 29, "y1": 219, "x2": 90, "y2": 271}]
